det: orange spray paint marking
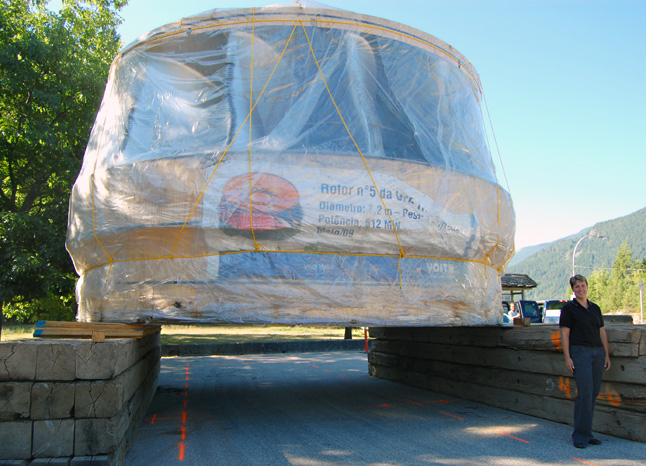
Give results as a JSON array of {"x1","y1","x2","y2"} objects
[
  {"x1": 178, "y1": 442, "x2": 185, "y2": 461},
  {"x1": 184, "y1": 400, "x2": 187, "y2": 408},
  {"x1": 406, "y1": 399, "x2": 424, "y2": 406},
  {"x1": 598, "y1": 385, "x2": 622, "y2": 406},
  {"x1": 181, "y1": 426, "x2": 186, "y2": 440},
  {"x1": 440, "y1": 411, "x2": 464, "y2": 420},
  {"x1": 552, "y1": 331, "x2": 562, "y2": 351},
  {"x1": 184, "y1": 391, "x2": 188, "y2": 398},
  {"x1": 182, "y1": 411, "x2": 187, "y2": 424},
  {"x1": 150, "y1": 413, "x2": 157, "y2": 425},
  {"x1": 497, "y1": 431, "x2": 530, "y2": 443},
  {"x1": 559, "y1": 377, "x2": 572, "y2": 399},
  {"x1": 572, "y1": 457, "x2": 599, "y2": 466}
]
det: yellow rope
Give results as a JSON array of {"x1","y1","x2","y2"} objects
[
  {"x1": 248, "y1": 8, "x2": 260, "y2": 251},
  {"x1": 168, "y1": 22, "x2": 299, "y2": 257},
  {"x1": 299, "y1": 20, "x2": 404, "y2": 258}
]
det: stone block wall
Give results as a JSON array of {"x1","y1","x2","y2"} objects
[
  {"x1": 0, "y1": 331, "x2": 161, "y2": 465},
  {"x1": 369, "y1": 325, "x2": 646, "y2": 442}
]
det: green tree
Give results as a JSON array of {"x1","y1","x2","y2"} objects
[
  {"x1": 608, "y1": 241, "x2": 632, "y2": 312},
  {"x1": 588, "y1": 268, "x2": 610, "y2": 311},
  {"x1": 1, "y1": 0, "x2": 125, "y2": 324}
]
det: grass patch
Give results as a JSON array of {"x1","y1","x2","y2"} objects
[
  {"x1": 0, "y1": 324, "x2": 36, "y2": 341},
  {"x1": 0, "y1": 323, "x2": 367, "y2": 345},
  {"x1": 159, "y1": 325, "x2": 366, "y2": 345}
]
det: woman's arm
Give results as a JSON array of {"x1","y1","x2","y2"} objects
[
  {"x1": 560, "y1": 327, "x2": 574, "y2": 373},
  {"x1": 600, "y1": 327, "x2": 612, "y2": 371}
]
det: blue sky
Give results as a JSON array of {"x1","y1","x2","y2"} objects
[{"x1": 76, "y1": 0, "x2": 646, "y2": 250}]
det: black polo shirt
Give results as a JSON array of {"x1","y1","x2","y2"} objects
[{"x1": 559, "y1": 299, "x2": 604, "y2": 346}]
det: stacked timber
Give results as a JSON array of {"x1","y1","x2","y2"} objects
[
  {"x1": 0, "y1": 323, "x2": 161, "y2": 464},
  {"x1": 368, "y1": 325, "x2": 646, "y2": 442}
]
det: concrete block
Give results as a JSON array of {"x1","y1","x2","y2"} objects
[
  {"x1": 36, "y1": 342, "x2": 77, "y2": 381},
  {"x1": 74, "y1": 360, "x2": 158, "y2": 458},
  {"x1": 0, "y1": 342, "x2": 37, "y2": 381},
  {"x1": 75, "y1": 417, "x2": 125, "y2": 456},
  {"x1": 31, "y1": 383, "x2": 75, "y2": 420},
  {"x1": 74, "y1": 334, "x2": 158, "y2": 381},
  {"x1": 74, "y1": 381, "x2": 115, "y2": 419},
  {"x1": 75, "y1": 347, "x2": 158, "y2": 419},
  {"x1": 0, "y1": 420, "x2": 32, "y2": 460},
  {"x1": 0, "y1": 460, "x2": 29, "y2": 465},
  {"x1": 0, "y1": 382, "x2": 31, "y2": 421},
  {"x1": 32, "y1": 419, "x2": 74, "y2": 458},
  {"x1": 74, "y1": 342, "x2": 121, "y2": 381}
]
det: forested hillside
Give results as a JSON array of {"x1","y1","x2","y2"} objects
[{"x1": 507, "y1": 207, "x2": 646, "y2": 300}]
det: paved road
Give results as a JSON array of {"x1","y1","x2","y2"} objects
[{"x1": 125, "y1": 351, "x2": 646, "y2": 466}]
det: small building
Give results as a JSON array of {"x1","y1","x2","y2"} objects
[{"x1": 501, "y1": 273, "x2": 537, "y2": 302}]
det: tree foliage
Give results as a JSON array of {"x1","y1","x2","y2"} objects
[
  {"x1": 1, "y1": 0, "x2": 125, "y2": 322},
  {"x1": 588, "y1": 241, "x2": 646, "y2": 314}
]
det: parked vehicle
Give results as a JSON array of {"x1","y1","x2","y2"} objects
[
  {"x1": 545, "y1": 299, "x2": 568, "y2": 312},
  {"x1": 542, "y1": 299, "x2": 568, "y2": 324},
  {"x1": 516, "y1": 300, "x2": 542, "y2": 323},
  {"x1": 543, "y1": 309, "x2": 561, "y2": 324}
]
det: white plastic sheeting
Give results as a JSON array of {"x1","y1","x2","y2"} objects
[{"x1": 66, "y1": 2, "x2": 515, "y2": 325}]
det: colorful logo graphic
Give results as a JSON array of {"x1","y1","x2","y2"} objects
[{"x1": 219, "y1": 173, "x2": 303, "y2": 238}]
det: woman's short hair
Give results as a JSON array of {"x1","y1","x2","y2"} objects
[{"x1": 570, "y1": 274, "x2": 588, "y2": 289}]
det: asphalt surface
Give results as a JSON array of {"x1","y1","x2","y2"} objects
[{"x1": 124, "y1": 350, "x2": 646, "y2": 466}]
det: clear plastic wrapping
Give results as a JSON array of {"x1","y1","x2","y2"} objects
[{"x1": 66, "y1": 3, "x2": 515, "y2": 325}]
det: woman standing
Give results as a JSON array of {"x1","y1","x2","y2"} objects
[{"x1": 559, "y1": 274, "x2": 611, "y2": 449}]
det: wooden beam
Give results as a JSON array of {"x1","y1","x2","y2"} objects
[{"x1": 33, "y1": 321, "x2": 161, "y2": 340}]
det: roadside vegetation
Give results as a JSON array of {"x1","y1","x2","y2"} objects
[{"x1": 1, "y1": 0, "x2": 125, "y2": 324}]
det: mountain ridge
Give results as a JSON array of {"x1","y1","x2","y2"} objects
[{"x1": 506, "y1": 207, "x2": 646, "y2": 300}]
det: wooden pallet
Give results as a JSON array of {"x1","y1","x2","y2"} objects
[{"x1": 33, "y1": 321, "x2": 161, "y2": 342}]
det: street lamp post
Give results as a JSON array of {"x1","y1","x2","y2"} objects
[{"x1": 572, "y1": 233, "x2": 607, "y2": 277}]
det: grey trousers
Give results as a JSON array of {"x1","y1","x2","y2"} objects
[{"x1": 570, "y1": 345, "x2": 606, "y2": 444}]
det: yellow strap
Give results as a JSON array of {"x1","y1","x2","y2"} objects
[
  {"x1": 168, "y1": 22, "x2": 299, "y2": 257},
  {"x1": 299, "y1": 20, "x2": 405, "y2": 257},
  {"x1": 248, "y1": 8, "x2": 259, "y2": 250}
]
